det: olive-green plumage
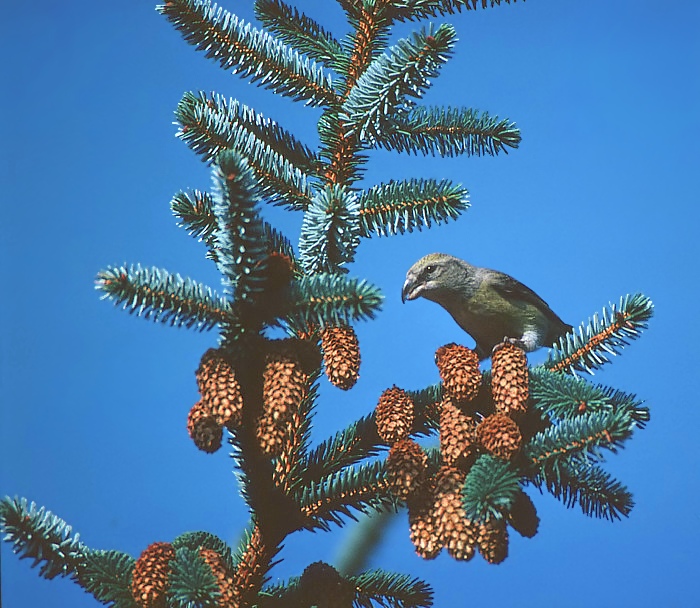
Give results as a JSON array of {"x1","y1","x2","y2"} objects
[{"x1": 402, "y1": 253, "x2": 571, "y2": 360}]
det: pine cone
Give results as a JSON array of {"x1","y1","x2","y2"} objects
[
  {"x1": 375, "y1": 386, "x2": 414, "y2": 444},
  {"x1": 298, "y1": 561, "x2": 355, "y2": 608},
  {"x1": 262, "y1": 340, "x2": 309, "y2": 421},
  {"x1": 197, "y1": 349, "x2": 243, "y2": 430},
  {"x1": 433, "y1": 466, "x2": 476, "y2": 561},
  {"x1": 508, "y1": 491, "x2": 539, "y2": 538},
  {"x1": 199, "y1": 548, "x2": 235, "y2": 607},
  {"x1": 491, "y1": 341, "x2": 529, "y2": 417},
  {"x1": 258, "y1": 340, "x2": 309, "y2": 455},
  {"x1": 476, "y1": 413, "x2": 522, "y2": 461},
  {"x1": 439, "y1": 396, "x2": 477, "y2": 469},
  {"x1": 131, "y1": 542, "x2": 176, "y2": 608},
  {"x1": 408, "y1": 479, "x2": 441, "y2": 560},
  {"x1": 435, "y1": 343, "x2": 481, "y2": 402},
  {"x1": 386, "y1": 438, "x2": 428, "y2": 500},
  {"x1": 256, "y1": 410, "x2": 287, "y2": 457},
  {"x1": 187, "y1": 400, "x2": 223, "y2": 453},
  {"x1": 321, "y1": 325, "x2": 361, "y2": 390},
  {"x1": 476, "y1": 518, "x2": 509, "y2": 564}
]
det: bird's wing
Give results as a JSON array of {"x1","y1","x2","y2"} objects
[{"x1": 487, "y1": 271, "x2": 559, "y2": 318}]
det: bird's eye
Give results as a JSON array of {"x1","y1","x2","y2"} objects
[{"x1": 425, "y1": 265, "x2": 435, "y2": 274}]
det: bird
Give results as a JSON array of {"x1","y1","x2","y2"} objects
[{"x1": 401, "y1": 253, "x2": 572, "y2": 360}]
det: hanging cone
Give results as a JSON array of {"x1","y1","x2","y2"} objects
[
  {"x1": 508, "y1": 491, "x2": 539, "y2": 538},
  {"x1": 131, "y1": 542, "x2": 176, "y2": 608},
  {"x1": 475, "y1": 413, "x2": 522, "y2": 461},
  {"x1": 386, "y1": 438, "x2": 428, "y2": 500},
  {"x1": 298, "y1": 561, "x2": 355, "y2": 608},
  {"x1": 408, "y1": 478, "x2": 441, "y2": 560},
  {"x1": 258, "y1": 339, "x2": 310, "y2": 456},
  {"x1": 199, "y1": 548, "x2": 235, "y2": 607},
  {"x1": 433, "y1": 466, "x2": 477, "y2": 561},
  {"x1": 439, "y1": 396, "x2": 477, "y2": 469},
  {"x1": 375, "y1": 386, "x2": 415, "y2": 444},
  {"x1": 196, "y1": 349, "x2": 244, "y2": 430},
  {"x1": 187, "y1": 400, "x2": 223, "y2": 454},
  {"x1": 435, "y1": 343, "x2": 481, "y2": 403},
  {"x1": 321, "y1": 325, "x2": 361, "y2": 390},
  {"x1": 491, "y1": 341, "x2": 529, "y2": 418},
  {"x1": 476, "y1": 518, "x2": 509, "y2": 564}
]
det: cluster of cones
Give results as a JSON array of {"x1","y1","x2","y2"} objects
[
  {"x1": 187, "y1": 326, "x2": 361, "y2": 456},
  {"x1": 377, "y1": 341, "x2": 531, "y2": 564},
  {"x1": 131, "y1": 541, "x2": 234, "y2": 608}
]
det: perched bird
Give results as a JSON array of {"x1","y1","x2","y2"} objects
[{"x1": 402, "y1": 253, "x2": 571, "y2": 360}]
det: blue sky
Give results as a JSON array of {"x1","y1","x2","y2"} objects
[{"x1": 1, "y1": 1, "x2": 699, "y2": 606}]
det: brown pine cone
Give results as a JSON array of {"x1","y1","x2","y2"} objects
[
  {"x1": 256, "y1": 410, "x2": 287, "y2": 457},
  {"x1": 187, "y1": 400, "x2": 223, "y2": 454},
  {"x1": 408, "y1": 479, "x2": 441, "y2": 560},
  {"x1": 199, "y1": 548, "x2": 235, "y2": 607},
  {"x1": 475, "y1": 413, "x2": 522, "y2": 461},
  {"x1": 439, "y1": 396, "x2": 477, "y2": 469},
  {"x1": 196, "y1": 349, "x2": 243, "y2": 431},
  {"x1": 257, "y1": 339, "x2": 311, "y2": 456},
  {"x1": 262, "y1": 340, "x2": 309, "y2": 422},
  {"x1": 375, "y1": 386, "x2": 414, "y2": 444},
  {"x1": 321, "y1": 325, "x2": 361, "y2": 390},
  {"x1": 433, "y1": 466, "x2": 476, "y2": 561},
  {"x1": 476, "y1": 517, "x2": 509, "y2": 564},
  {"x1": 386, "y1": 438, "x2": 428, "y2": 500},
  {"x1": 491, "y1": 341, "x2": 529, "y2": 417},
  {"x1": 131, "y1": 542, "x2": 176, "y2": 608},
  {"x1": 435, "y1": 343, "x2": 481, "y2": 402}
]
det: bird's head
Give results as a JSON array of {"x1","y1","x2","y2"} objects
[{"x1": 401, "y1": 253, "x2": 467, "y2": 303}]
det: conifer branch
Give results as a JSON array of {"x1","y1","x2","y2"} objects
[
  {"x1": 0, "y1": 497, "x2": 88, "y2": 581},
  {"x1": 231, "y1": 525, "x2": 283, "y2": 606},
  {"x1": 211, "y1": 150, "x2": 269, "y2": 302},
  {"x1": 81, "y1": 550, "x2": 138, "y2": 608},
  {"x1": 317, "y1": 109, "x2": 368, "y2": 186},
  {"x1": 171, "y1": 188, "x2": 298, "y2": 268},
  {"x1": 184, "y1": 98, "x2": 314, "y2": 210},
  {"x1": 254, "y1": 0, "x2": 347, "y2": 71},
  {"x1": 299, "y1": 184, "x2": 361, "y2": 273},
  {"x1": 357, "y1": 178, "x2": 469, "y2": 237},
  {"x1": 286, "y1": 274, "x2": 383, "y2": 327},
  {"x1": 530, "y1": 459, "x2": 634, "y2": 521},
  {"x1": 350, "y1": 570, "x2": 434, "y2": 608},
  {"x1": 176, "y1": 91, "x2": 319, "y2": 175},
  {"x1": 297, "y1": 461, "x2": 396, "y2": 531},
  {"x1": 524, "y1": 408, "x2": 636, "y2": 469},
  {"x1": 173, "y1": 531, "x2": 238, "y2": 573},
  {"x1": 342, "y1": 2, "x2": 393, "y2": 94},
  {"x1": 546, "y1": 293, "x2": 653, "y2": 375},
  {"x1": 273, "y1": 380, "x2": 319, "y2": 493},
  {"x1": 378, "y1": 106, "x2": 521, "y2": 156},
  {"x1": 172, "y1": 189, "x2": 218, "y2": 246},
  {"x1": 168, "y1": 547, "x2": 222, "y2": 607},
  {"x1": 462, "y1": 454, "x2": 521, "y2": 523},
  {"x1": 389, "y1": 0, "x2": 521, "y2": 22},
  {"x1": 529, "y1": 367, "x2": 650, "y2": 427},
  {"x1": 158, "y1": 0, "x2": 337, "y2": 106},
  {"x1": 95, "y1": 264, "x2": 230, "y2": 330},
  {"x1": 343, "y1": 25, "x2": 457, "y2": 143}
]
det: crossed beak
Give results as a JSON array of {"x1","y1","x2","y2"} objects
[{"x1": 401, "y1": 277, "x2": 418, "y2": 303}]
